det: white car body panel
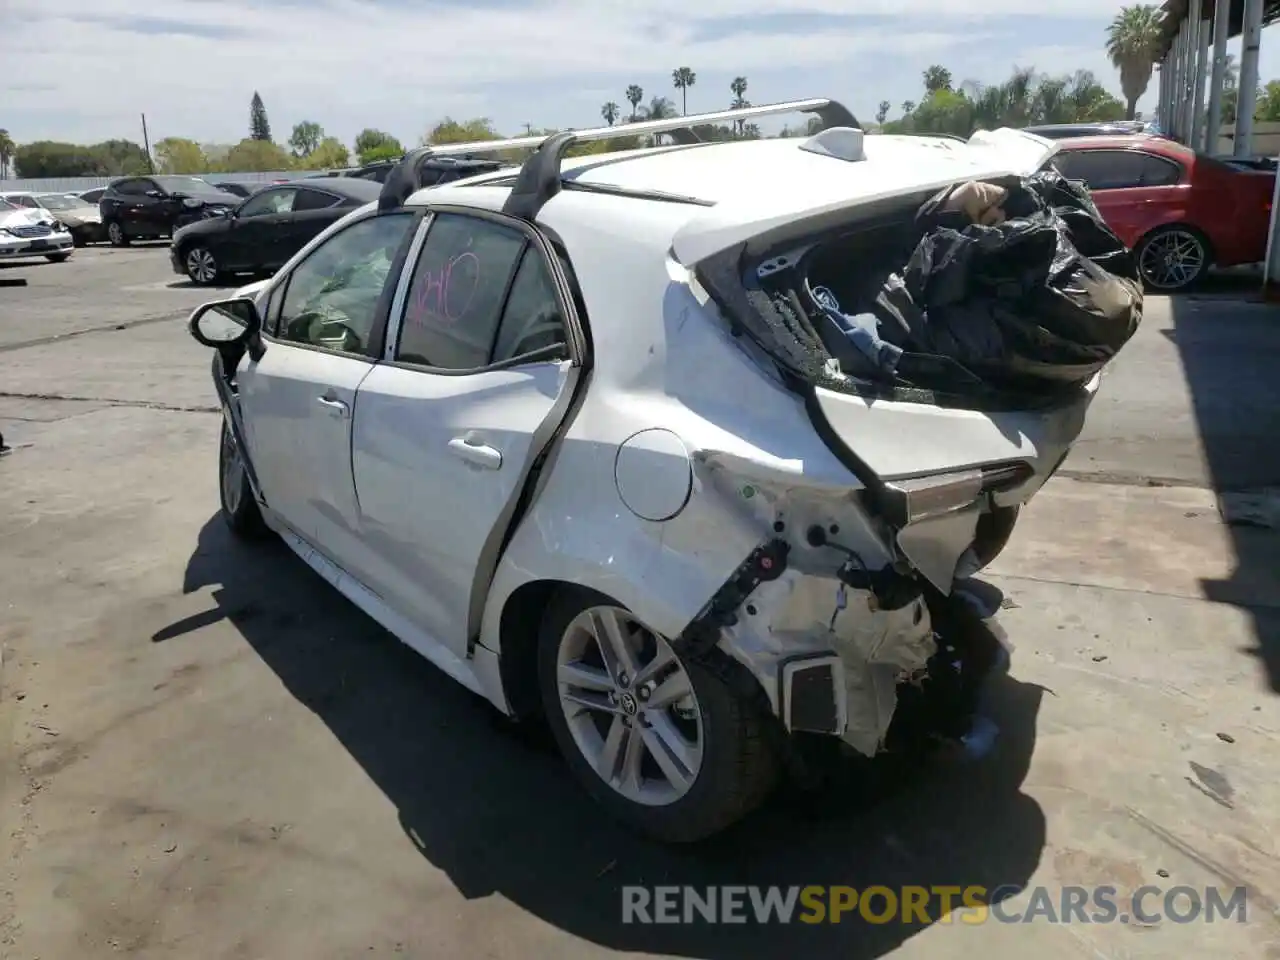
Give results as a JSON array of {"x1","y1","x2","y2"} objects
[{"x1": 200, "y1": 124, "x2": 1114, "y2": 760}]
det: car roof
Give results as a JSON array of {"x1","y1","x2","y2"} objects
[
  {"x1": 0, "y1": 190, "x2": 34, "y2": 197},
  {"x1": 425, "y1": 133, "x2": 1048, "y2": 209},
  {"x1": 1055, "y1": 133, "x2": 1192, "y2": 158},
  {"x1": 275, "y1": 177, "x2": 383, "y2": 200}
]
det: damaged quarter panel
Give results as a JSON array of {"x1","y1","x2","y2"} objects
[{"x1": 481, "y1": 191, "x2": 936, "y2": 747}]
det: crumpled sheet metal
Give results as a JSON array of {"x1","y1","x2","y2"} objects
[{"x1": 730, "y1": 570, "x2": 936, "y2": 756}]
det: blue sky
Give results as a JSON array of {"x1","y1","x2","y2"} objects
[{"x1": 3, "y1": 0, "x2": 1278, "y2": 149}]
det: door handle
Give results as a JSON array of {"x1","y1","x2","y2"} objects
[
  {"x1": 316, "y1": 395, "x2": 349, "y2": 418},
  {"x1": 448, "y1": 437, "x2": 502, "y2": 469}
]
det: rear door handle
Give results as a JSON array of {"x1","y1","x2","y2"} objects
[
  {"x1": 316, "y1": 395, "x2": 349, "y2": 418},
  {"x1": 448, "y1": 437, "x2": 502, "y2": 469}
]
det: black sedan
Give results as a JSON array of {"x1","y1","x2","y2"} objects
[{"x1": 170, "y1": 177, "x2": 381, "y2": 285}]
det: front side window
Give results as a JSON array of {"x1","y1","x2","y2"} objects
[
  {"x1": 276, "y1": 213, "x2": 415, "y2": 357},
  {"x1": 239, "y1": 188, "x2": 296, "y2": 217},
  {"x1": 396, "y1": 213, "x2": 526, "y2": 369}
]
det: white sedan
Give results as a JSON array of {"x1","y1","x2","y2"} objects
[
  {"x1": 0, "y1": 196, "x2": 74, "y2": 262},
  {"x1": 187, "y1": 100, "x2": 1111, "y2": 841}
]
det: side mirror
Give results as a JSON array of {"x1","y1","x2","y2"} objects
[{"x1": 188, "y1": 297, "x2": 262, "y2": 348}]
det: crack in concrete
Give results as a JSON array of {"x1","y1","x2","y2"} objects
[
  {"x1": 0, "y1": 311, "x2": 186, "y2": 355},
  {"x1": 0, "y1": 391, "x2": 218, "y2": 415}
]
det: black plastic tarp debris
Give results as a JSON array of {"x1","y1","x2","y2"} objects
[{"x1": 862, "y1": 168, "x2": 1142, "y2": 392}]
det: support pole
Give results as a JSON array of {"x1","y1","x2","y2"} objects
[
  {"x1": 1236, "y1": 0, "x2": 1264, "y2": 157},
  {"x1": 1174, "y1": 24, "x2": 1189, "y2": 140},
  {"x1": 1192, "y1": 4, "x2": 1211, "y2": 150},
  {"x1": 1205, "y1": 0, "x2": 1231, "y2": 154},
  {"x1": 1184, "y1": 1, "x2": 1203, "y2": 145}
]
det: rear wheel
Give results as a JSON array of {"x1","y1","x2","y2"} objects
[
  {"x1": 1135, "y1": 224, "x2": 1211, "y2": 291},
  {"x1": 185, "y1": 245, "x2": 220, "y2": 285},
  {"x1": 538, "y1": 588, "x2": 777, "y2": 843},
  {"x1": 107, "y1": 220, "x2": 130, "y2": 247},
  {"x1": 219, "y1": 420, "x2": 268, "y2": 539}
]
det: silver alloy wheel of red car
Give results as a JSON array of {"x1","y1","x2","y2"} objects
[{"x1": 1137, "y1": 226, "x2": 1208, "y2": 291}]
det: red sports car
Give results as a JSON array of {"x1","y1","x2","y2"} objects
[{"x1": 1050, "y1": 134, "x2": 1275, "y2": 291}]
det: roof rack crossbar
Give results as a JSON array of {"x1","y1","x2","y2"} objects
[{"x1": 377, "y1": 97, "x2": 860, "y2": 214}]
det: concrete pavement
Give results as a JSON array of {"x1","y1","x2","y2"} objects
[{"x1": 2, "y1": 248, "x2": 1279, "y2": 959}]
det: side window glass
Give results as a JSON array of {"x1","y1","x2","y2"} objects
[
  {"x1": 492, "y1": 247, "x2": 568, "y2": 363},
  {"x1": 294, "y1": 188, "x2": 340, "y2": 211},
  {"x1": 240, "y1": 189, "x2": 295, "y2": 217},
  {"x1": 113, "y1": 180, "x2": 139, "y2": 196},
  {"x1": 396, "y1": 213, "x2": 526, "y2": 369},
  {"x1": 1059, "y1": 151, "x2": 1146, "y2": 190},
  {"x1": 277, "y1": 213, "x2": 414, "y2": 357},
  {"x1": 1140, "y1": 155, "x2": 1182, "y2": 186}
]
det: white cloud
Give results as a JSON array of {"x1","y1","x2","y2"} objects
[{"x1": 0, "y1": 0, "x2": 1177, "y2": 147}]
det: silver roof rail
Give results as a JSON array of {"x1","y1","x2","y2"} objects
[{"x1": 378, "y1": 97, "x2": 860, "y2": 215}]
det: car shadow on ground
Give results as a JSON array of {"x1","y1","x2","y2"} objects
[
  {"x1": 1164, "y1": 284, "x2": 1280, "y2": 695},
  {"x1": 157, "y1": 515, "x2": 1049, "y2": 957}
]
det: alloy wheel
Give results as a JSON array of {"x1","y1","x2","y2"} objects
[
  {"x1": 556, "y1": 606, "x2": 705, "y2": 806},
  {"x1": 220, "y1": 425, "x2": 244, "y2": 516},
  {"x1": 1139, "y1": 228, "x2": 1205, "y2": 290},
  {"x1": 108, "y1": 222, "x2": 125, "y2": 245},
  {"x1": 186, "y1": 247, "x2": 218, "y2": 284}
]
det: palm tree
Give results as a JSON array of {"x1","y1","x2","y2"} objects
[
  {"x1": 730, "y1": 76, "x2": 749, "y2": 134},
  {"x1": 901, "y1": 100, "x2": 916, "y2": 115},
  {"x1": 0, "y1": 129, "x2": 13, "y2": 180},
  {"x1": 1106, "y1": 4, "x2": 1163, "y2": 120},
  {"x1": 876, "y1": 100, "x2": 891, "y2": 124},
  {"x1": 672, "y1": 67, "x2": 697, "y2": 115},
  {"x1": 625, "y1": 85, "x2": 644, "y2": 122},
  {"x1": 644, "y1": 96, "x2": 678, "y2": 120},
  {"x1": 923, "y1": 65, "x2": 953, "y2": 94},
  {"x1": 601, "y1": 102, "x2": 619, "y2": 126}
]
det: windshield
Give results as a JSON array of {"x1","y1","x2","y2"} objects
[
  {"x1": 155, "y1": 176, "x2": 218, "y2": 193},
  {"x1": 37, "y1": 194, "x2": 87, "y2": 211},
  {"x1": 0, "y1": 198, "x2": 15, "y2": 212}
]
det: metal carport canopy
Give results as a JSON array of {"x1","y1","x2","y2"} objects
[{"x1": 1153, "y1": 0, "x2": 1280, "y2": 59}]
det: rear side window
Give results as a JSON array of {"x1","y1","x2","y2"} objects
[
  {"x1": 395, "y1": 213, "x2": 526, "y2": 369},
  {"x1": 294, "y1": 188, "x2": 341, "y2": 211},
  {"x1": 1053, "y1": 150, "x2": 1182, "y2": 189}
]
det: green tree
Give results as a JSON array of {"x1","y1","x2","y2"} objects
[
  {"x1": 644, "y1": 96, "x2": 678, "y2": 120},
  {"x1": 0, "y1": 129, "x2": 13, "y2": 180},
  {"x1": 307, "y1": 136, "x2": 351, "y2": 170},
  {"x1": 625, "y1": 84, "x2": 644, "y2": 121},
  {"x1": 353, "y1": 128, "x2": 404, "y2": 164},
  {"x1": 876, "y1": 100, "x2": 891, "y2": 125},
  {"x1": 90, "y1": 139, "x2": 152, "y2": 175},
  {"x1": 901, "y1": 100, "x2": 916, "y2": 115},
  {"x1": 153, "y1": 137, "x2": 208, "y2": 174},
  {"x1": 224, "y1": 137, "x2": 292, "y2": 172},
  {"x1": 426, "y1": 117, "x2": 501, "y2": 143},
  {"x1": 1255, "y1": 80, "x2": 1280, "y2": 121},
  {"x1": 289, "y1": 120, "x2": 323, "y2": 157},
  {"x1": 672, "y1": 66, "x2": 696, "y2": 115},
  {"x1": 1106, "y1": 4, "x2": 1163, "y2": 120},
  {"x1": 601, "y1": 101, "x2": 620, "y2": 126},
  {"x1": 923, "y1": 65, "x2": 953, "y2": 94},
  {"x1": 249, "y1": 92, "x2": 272, "y2": 141},
  {"x1": 14, "y1": 142, "x2": 103, "y2": 177}
]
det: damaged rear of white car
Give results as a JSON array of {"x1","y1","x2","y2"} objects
[{"x1": 479, "y1": 124, "x2": 1138, "y2": 842}]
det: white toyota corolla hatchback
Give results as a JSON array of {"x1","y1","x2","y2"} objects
[{"x1": 188, "y1": 99, "x2": 1123, "y2": 842}]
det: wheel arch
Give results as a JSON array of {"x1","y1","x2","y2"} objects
[{"x1": 1136, "y1": 220, "x2": 1216, "y2": 265}]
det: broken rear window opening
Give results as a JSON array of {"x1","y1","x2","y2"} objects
[{"x1": 694, "y1": 167, "x2": 1143, "y2": 413}]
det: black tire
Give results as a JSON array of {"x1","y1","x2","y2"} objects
[
  {"x1": 106, "y1": 220, "x2": 130, "y2": 247},
  {"x1": 218, "y1": 420, "x2": 269, "y2": 539},
  {"x1": 537, "y1": 586, "x2": 777, "y2": 843},
  {"x1": 184, "y1": 245, "x2": 221, "y2": 285},
  {"x1": 44, "y1": 253, "x2": 71, "y2": 263},
  {"x1": 1135, "y1": 223, "x2": 1212, "y2": 292}
]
